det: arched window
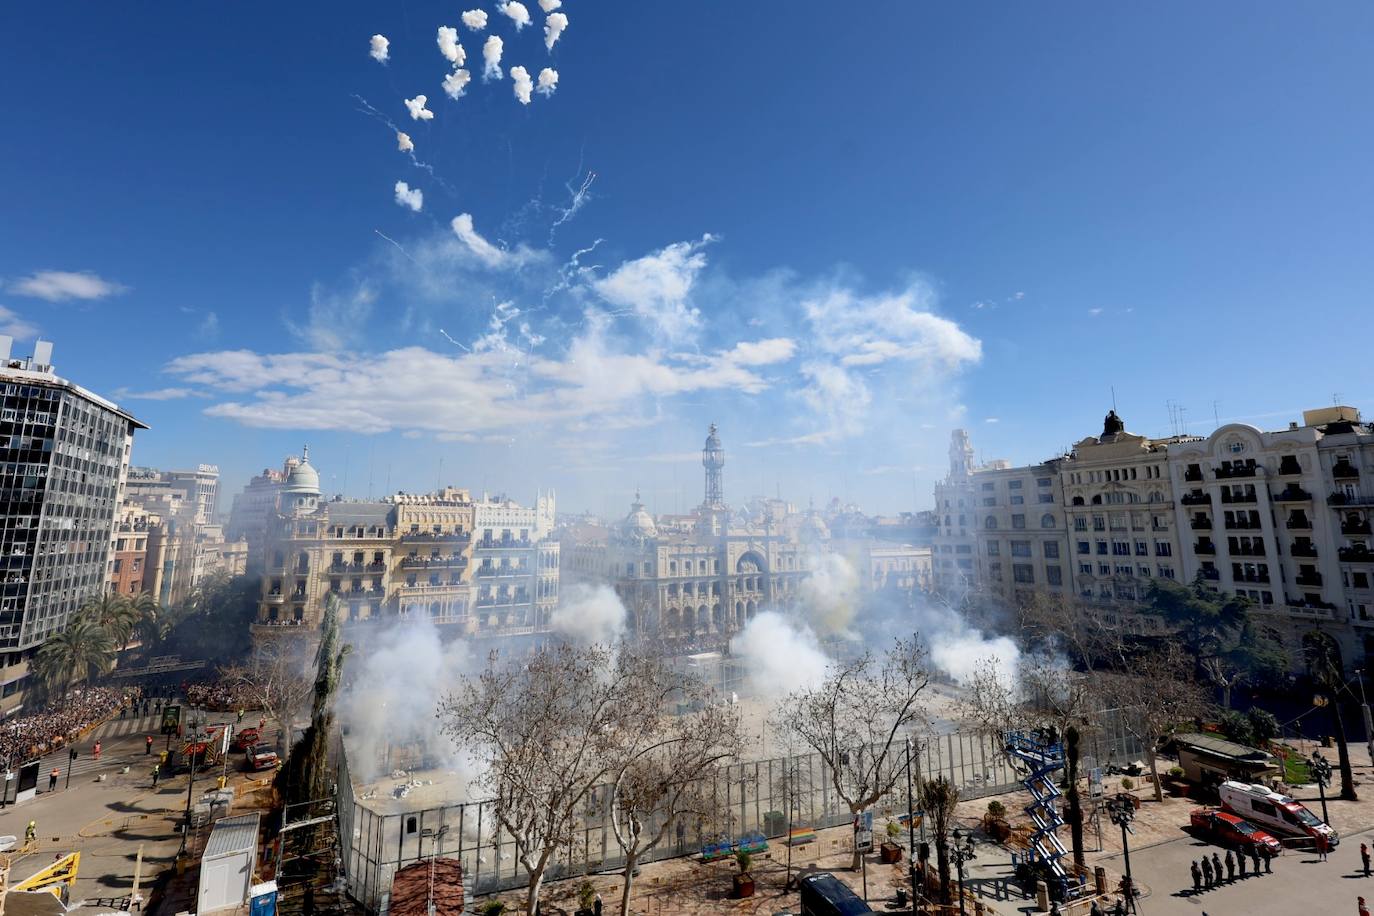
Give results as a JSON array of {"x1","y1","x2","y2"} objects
[
  {"x1": 1041, "y1": 514, "x2": 1056, "y2": 528},
  {"x1": 985, "y1": 517, "x2": 998, "y2": 530}
]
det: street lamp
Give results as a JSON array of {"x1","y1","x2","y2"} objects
[
  {"x1": 950, "y1": 827, "x2": 977, "y2": 916},
  {"x1": 1105, "y1": 794, "x2": 1137, "y2": 915},
  {"x1": 1310, "y1": 751, "x2": 1333, "y2": 826}
]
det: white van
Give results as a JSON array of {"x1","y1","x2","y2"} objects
[{"x1": 1218, "y1": 780, "x2": 1338, "y2": 847}]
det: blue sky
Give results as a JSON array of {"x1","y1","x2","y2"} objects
[{"x1": 3, "y1": 2, "x2": 1372, "y2": 517}]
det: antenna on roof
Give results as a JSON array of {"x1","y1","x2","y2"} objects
[
  {"x1": 1111, "y1": 386, "x2": 1117, "y2": 412},
  {"x1": 1213, "y1": 401, "x2": 1220, "y2": 429}
]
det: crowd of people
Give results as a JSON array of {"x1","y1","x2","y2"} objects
[
  {"x1": 0, "y1": 685, "x2": 143, "y2": 764},
  {"x1": 185, "y1": 678, "x2": 248, "y2": 712}
]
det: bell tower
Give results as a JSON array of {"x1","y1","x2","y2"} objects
[{"x1": 702, "y1": 423, "x2": 725, "y2": 508}]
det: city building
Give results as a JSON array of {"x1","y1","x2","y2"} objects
[
  {"x1": 109, "y1": 503, "x2": 165, "y2": 598},
  {"x1": 226, "y1": 460, "x2": 294, "y2": 572},
  {"x1": 934, "y1": 405, "x2": 1374, "y2": 672},
  {"x1": 931, "y1": 430, "x2": 979, "y2": 593},
  {"x1": 253, "y1": 450, "x2": 557, "y2": 640},
  {"x1": 0, "y1": 339, "x2": 145, "y2": 713}
]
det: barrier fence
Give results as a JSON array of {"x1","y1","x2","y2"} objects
[{"x1": 335, "y1": 710, "x2": 1145, "y2": 914}]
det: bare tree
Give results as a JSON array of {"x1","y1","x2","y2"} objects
[
  {"x1": 608, "y1": 658, "x2": 742, "y2": 915},
  {"x1": 221, "y1": 635, "x2": 315, "y2": 737},
  {"x1": 1095, "y1": 648, "x2": 1209, "y2": 802},
  {"x1": 778, "y1": 635, "x2": 930, "y2": 869},
  {"x1": 441, "y1": 643, "x2": 649, "y2": 916}
]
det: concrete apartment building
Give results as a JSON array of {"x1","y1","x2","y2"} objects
[
  {"x1": 932, "y1": 430, "x2": 978, "y2": 593},
  {"x1": 0, "y1": 339, "x2": 144, "y2": 713},
  {"x1": 121, "y1": 464, "x2": 242, "y2": 607},
  {"x1": 253, "y1": 451, "x2": 558, "y2": 640},
  {"x1": 934, "y1": 405, "x2": 1374, "y2": 672}
]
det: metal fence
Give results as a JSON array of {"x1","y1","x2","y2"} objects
[{"x1": 335, "y1": 710, "x2": 1145, "y2": 914}]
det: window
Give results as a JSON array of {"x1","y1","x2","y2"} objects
[
  {"x1": 1098, "y1": 563, "x2": 1111, "y2": 575},
  {"x1": 1041, "y1": 514, "x2": 1056, "y2": 528},
  {"x1": 1037, "y1": 478, "x2": 1052, "y2": 487},
  {"x1": 986, "y1": 541, "x2": 1000, "y2": 556},
  {"x1": 982, "y1": 497, "x2": 996, "y2": 507},
  {"x1": 1010, "y1": 495, "x2": 1024, "y2": 505},
  {"x1": 1158, "y1": 565, "x2": 1176, "y2": 579},
  {"x1": 1138, "y1": 566, "x2": 1152, "y2": 577},
  {"x1": 1013, "y1": 564, "x2": 1035, "y2": 584},
  {"x1": 1047, "y1": 566, "x2": 1062, "y2": 586},
  {"x1": 1135, "y1": 541, "x2": 1147, "y2": 556},
  {"x1": 1011, "y1": 541, "x2": 1031, "y2": 557},
  {"x1": 1039, "y1": 493, "x2": 1055, "y2": 503},
  {"x1": 1074, "y1": 518, "x2": 1087, "y2": 531},
  {"x1": 1079, "y1": 563, "x2": 1092, "y2": 575},
  {"x1": 1115, "y1": 564, "x2": 1133, "y2": 576},
  {"x1": 985, "y1": 517, "x2": 998, "y2": 530},
  {"x1": 1112, "y1": 541, "x2": 1130, "y2": 556},
  {"x1": 1044, "y1": 542, "x2": 1059, "y2": 559},
  {"x1": 1009, "y1": 480, "x2": 1022, "y2": 489},
  {"x1": 1155, "y1": 541, "x2": 1172, "y2": 557},
  {"x1": 981, "y1": 482, "x2": 994, "y2": 491},
  {"x1": 1012, "y1": 514, "x2": 1025, "y2": 529},
  {"x1": 1077, "y1": 541, "x2": 1090, "y2": 555},
  {"x1": 1096, "y1": 541, "x2": 1108, "y2": 555}
]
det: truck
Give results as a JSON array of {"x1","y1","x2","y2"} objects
[
  {"x1": 798, "y1": 872, "x2": 874, "y2": 916},
  {"x1": 1218, "y1": 780, "x2": 1338, "y2": 848}
]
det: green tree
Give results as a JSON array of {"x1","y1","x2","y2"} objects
[
  {"x1": 160, "y1": 571, "x2": 257, "y2": 664},
  {"x1": 30, "y1": 617, "x2": 116, "y2": 700},
  {"x1": 277, "y1": 592, "x2": 347, "y2": 806},
  {"x1": 1246, "y1": 707, "x2": 1280, "y2": 746},
  {"x1": 918, "y1": 776, "x2": 959, "y2": 906},
  {"x1": 1142, "y1": 578, "x2": 1249, "y2": 662},
  {"x1": 79, "y1": 592, "x2": 140, "y2": 648}
]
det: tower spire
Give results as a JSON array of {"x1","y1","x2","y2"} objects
[{"x1": 702, "y1": 423, "x2": 725, "y2": 508}]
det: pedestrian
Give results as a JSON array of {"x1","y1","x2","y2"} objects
[
  {"x1": 1264, "y1": 845, "x2": 1274, "y2": 873},
  {"x1": 119, "y1": 705, "x2": 126, "y2": 720},
  {"x1": 152, "y1": 765, "x2": 160, "y2": 788},
  {"x1": 1319, "y1": 834, "x2": 1331, "y2": 862},
  {"x1": 145, "y1": 735, "x2": 153, "y2": 755},
  {"x1": 92, "y1": 741, "x2": 101, "y2": 761},
  {"x1": 25, "y1": 821, "x2": 36, "y2": 844},
  {"x1": 593, "y1": 892, "x2": 602, "y2": 916},
  {"x1": 1191, "y1": 860, "x2": 1202, "y2": 894},
  {"x1": 1091, "y1": 898, "x2": 1105, "y2": 916},
  {"x1": 1238, "y1": 848, "x2": 1247, "y2": 878},
  {"x1": 1363, "y1": 842, "x2": 1371, "y2": 877},
  {"x1": 1252, "y1": 846, "x2": 1262, "y2": 875},
  {"x1": 1201, "y1": 855, "x2": 1214, "y2": 889},
  {"x1": 1211, "y1": 851, "x2": 1222, "y2": 885},
  {"x1": 47, "y1": 768, "x2": 58, "y2": 792},
  {"x1": 1362, "y1": 896, "x2": 1371, "y2": 916},
  {"x1": 1224, "y1": 849, "x2": 1235, "y2": 882},
  {"x1": 259, "y1": 717, "x2": 267, "y2": 731}
]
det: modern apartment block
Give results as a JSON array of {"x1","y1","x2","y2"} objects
[
  {"x1": 252, "y1": 450, "x2": 558, "y2": 640},
  {"x1": 933, "y1": 406, "x2": 1374, "y2": 672},
  {"x1": 0, "y1": 339, "x2": 145, "y2": 712},
  {"x1": 121, "y1": 463, "x2": 240, "y2": 607}
]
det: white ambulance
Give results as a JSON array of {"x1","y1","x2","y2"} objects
[{"x1": 1218, "y1": 780, "x2": 1338, "y2": 848}]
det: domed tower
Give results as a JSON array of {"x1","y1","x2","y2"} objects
[
  {"x1": 282, "y1": 445, "x2": 321, "y2": 516},
  {"x1": 949, "y1": 428, "x2": 974, "y2": 478},
  {"x1": 618, "y1": 490, "x2": 658, "y2": 545},
  {"x1": 702, "y1": 423, "x2": 725, "y2": 509}
]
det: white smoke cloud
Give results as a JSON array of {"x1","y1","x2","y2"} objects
[
  {"x1": 396, "y1": 132, "x2": 414, "y2": 153},
  {"x1": 338, "y1": 614, "x2": 482, "y2": 788},
  {"x1": 437, "y1": 26, "x2": 465, "y2": 65},
  {"x1": 544, "y1": 12, "x2": 568, "y2": 50},
  {"x1": 482, "y1": 35, "x2": 504, "y2": 81},
  {"x1": 732, "y1": 611, "x2": 829, "y2": 699},
  {"x1": 442, "y1": 69, "x2": 472, "y2": 100},
  {"x1": 404, "y1": 94, "x2": 434, "y2": 121},
  {"x1": 549, "y1": 583, "x2": 627, "y2": 645},
  {"x1": 593, "y1": 235, "x2": 714, "y2": 342},
  {"x1": 538, "y1": 0, "x2": 561, "y2": 11},
  {"x1": 510, "y1": 66, "x2": 533, "y2": 105},
  {"x1": 369, "y1": 34, "x2": 390, "y2": 63},
  {"x1": 461, "y1": 9, "x2": 488, "y2": 30},
  {"x1": 536, "y1": 67, "x2": 559, "y2": 97},
  {"x1": 930, "y1": 629, "x2": 1020, "y2": 688},
  {"x1": 393, "y1": 181, "x2": 423, "y2": 212},
  {"x1": 450, "y1": 213, "x2": 540, "y2": 270},
  {"x1": 797, "y1": 552, "x2": 861, "y2": 639},
  {"x1": 498, "y1": 1, "x2": 532, "y2": 30}
]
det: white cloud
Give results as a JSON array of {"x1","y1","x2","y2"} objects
[
  {"x1": 482, "y1": 36, "x2": 504, "y2": 80},
  {"x1": 797, "y1": 361, "x2": 872, "y2": 440},
  {"x1": 536, "y1": 67, "x2": 559, "y2": 97},
  {"x1": 497, "y1": 1, "x2": 532, "y2": 30},
  {"x1": 593, "y1": 235, "x2": 714, "y2": 342},
  {"x1": 544, "y1": 12, "x2": 568, "y2": 50},
  {"x1": 11, "y1": 270, "x2": 126, "y2": 302},
  {"x1": 436, "y1": 26, "x2": 465, "y2": 65},
  {"x1": 461, "y1": 9, "x2": 488, "y2": 30},
  {"x1": 286, "y1": 283, "x2": 377, "y2": 352},
  {"x1": 985, "y1": 417, "x2": 1000, "y2": 424},
  {"x1": 369, "y1": 34, "x2": 390, "y2": 63},
  {"x1": 404, "y1": 95, "x2": 434, "y2": 121},
  {"x1": 802, "y1": 283, "x2": 981, "y2": 373},
  {"x1": 538, "y1": 0, "x2": 561, "y2": 11},
  {"x1": 510, "y1": 66, "x2": 533, "y2": 105},
  {"x1": 442, "y1": 69, "x2": 472, "y2": 100},
  {"x1": 394, "y1": 181, "x2": 424, "y2": 212},
  {"x1": 0, "y1": 306, "x2": 38, "y2": 340},
  {"x1": 722, "y1": 337, "x2": 796, "y2": 367},
  {"x1": 1088, "y1": 307, "x2": 1103, "y2": 316},
  {"x1": 450, "y1": 213, "x2": 540, "y2": 270},
  {"x1": 117, "y1": 387, "x2": 200, "y2": 401},
  {"x1": 397, "y1": 132, "x2": 413, "y2": 152}
]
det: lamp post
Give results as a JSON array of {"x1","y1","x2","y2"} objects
[
  {"x1": 905, "y1": 738, "x2": 921, "y2": 915},
  {"x1": 1106, "y1": 794, "x2": 1137, "y2": 915},
  {"x1": 1310, "y1": 752, "x2": 1332, "y2": 826},
  {"x1": 950, "y1": 827, "x2": 976, "y2": 916}
]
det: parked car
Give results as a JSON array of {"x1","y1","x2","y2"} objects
[
  {"x1": 234, "y1": 727, "x2": 260, "y2": 751},
  {"x1": 1219, "y1": 781, "x2": 1338, "y2": 848},
  {"x1": 1189, "y1": 807, "x2": 1282, "y2": 854},
  {"x1": 247, "y1": 744, "x2": 279, "y2": 772}
]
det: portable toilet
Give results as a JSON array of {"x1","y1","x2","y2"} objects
[{"x1": 197, "y1": 813, "x2": 260, "y2": 912}]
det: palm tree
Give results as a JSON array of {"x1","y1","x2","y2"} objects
[
  {"x1": 79, "y1": 592, "x2": 139, "y2": 648},
  {"x1": 123, "y1": 591, "x2": 161, "y2": 653},
  {"x1": 30, "y1": 617, "x2": 116, "y2": 699}
]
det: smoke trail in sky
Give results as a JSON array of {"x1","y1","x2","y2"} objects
[
  {"x1": 544, "y1": 12, "x2": 568, "y2": 50},
  {"x1": 510, "y1": 66, "x2": 534, "y2": 105},
  {"x1": 483, "y1": 36, "x2": 504, "y2": 81},
  {"x1": 369, "y1": 34, "x2": 389, "y2": 63}
]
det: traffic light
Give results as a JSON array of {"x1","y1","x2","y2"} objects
[{"x1": 69, "y1": 748, "x2": 77, "y2": 761}]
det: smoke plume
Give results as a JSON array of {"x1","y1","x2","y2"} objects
[
  {"x1": 404, "y1": 95, "x2": 434, "y2": 121},
  {"x1": 393, "y1": 181, "x2": 423, "y2": 212},
  {"x1": 437, "y1": 26, "x2": 465, "y2": 65},
  {"x1": 369, "y1": 34, "x2": 390, "y2": 64},
  {"x1": 482, "y1": 36, "x2": 504, "y2": 81},
  {"x1": 442, "y1": 69, "x2": 472, "y2": 100},
  {"x1": 498, "y1": 1, "x2": 532, "y2": 30},
  {"x1": 396, "y1": 132, "x2": 413, "y2": 153},
  {"x1": 549, "y1": 583, "x2": 628, "y2": 645},
  {"x1": 536, "y1": 68, "x2": 559, "y2": 97},
  {"x1": 731, "y1": 611, "x2": 829, "y2": 699},
  {"x1": 510, "y1": 66, "x2": 534, "y2": 105},
  {"x1": 544, "y1": 12, "x2": 568, "y2": 50},
  {"x1": 538, "y1": 0, "x2": 561, "y2": 11},
  {"x1": 461, "y1": 9, "x2": 488, "y2": 30}
]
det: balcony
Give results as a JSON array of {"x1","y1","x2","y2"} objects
[
  {"x1": 1233, "y1": 574, "x2": 1271, "y2": 584},
  {"x1": 400, "y1": 531, "x2": 471, "y2": 543},
  {"x1": 1224, "y1": 520, "x2": 1262, "y2": 531},
  {"x1": 1215, "y1": 465, "x2": 1258, "y2": 480},
  {"x1": 1340, "y1": 546, "x2": 1374, "y2": 563},
  {"x1": 1279, "y1": 457, "x2": 1303, "y2": 476},
  {"x1": 263, "y1": 592, "x2": 285, "y2": 604},
  {"x1": 476, "y1": 538, "x2": 534, "y2": 550},
  {"x1": 476, "y1": 566, "x2": 529, "y2": 578},
  {"x1": 1329, "y1": 493, "x2": 1374, "y2": 508},
  {"x1": 1221, "y1": 491, "x2": 1258, "y2": 505},
  {"x1": 1181, "y1": 492, "x2": 1211, "y2": 506},
  {"x1": 400, "y1": 556, "x2": 467, "y2": 569},
  {"x1": 329, "y1": 561, "x2": 373, "y2": 574},
  {"x1": 1287, "y1": 517, "x2": 1313, "y2": 530},
  {"x1": 1295, "y1": 572, "x2": 1323, "y2": 587},
  {"x1": 1343, "y1": 521, "x2": 1374, "y2": 536},
  {"x1": 1333, "y1": 462, "x2": 1360, "y2": 480},
  {"x1": 1229, "y1": 545, "x2": 1266, "y2": 557},
  {"x1": 1193, "y1": 541, "x2": 1216, "y2": 555},
  {"x1": 1184, "y1": 468, "x2": 1204, "y2": 482},
  {"x1": 1190, "y1": 519, "x2": 1213, "y2": 530},
  {"x1": 1290, "y1": 542, "x2": 1318, "y2": 558},
  {"x1": 1273, "y1": 486, "x2": 1312, "y2": 503},
  {"x1": 1200, "y1": 568, "x2": 1220, "y2": 581},
  {"x1": 400, "y1": 582, "x2": 466, "y2": 594}
]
